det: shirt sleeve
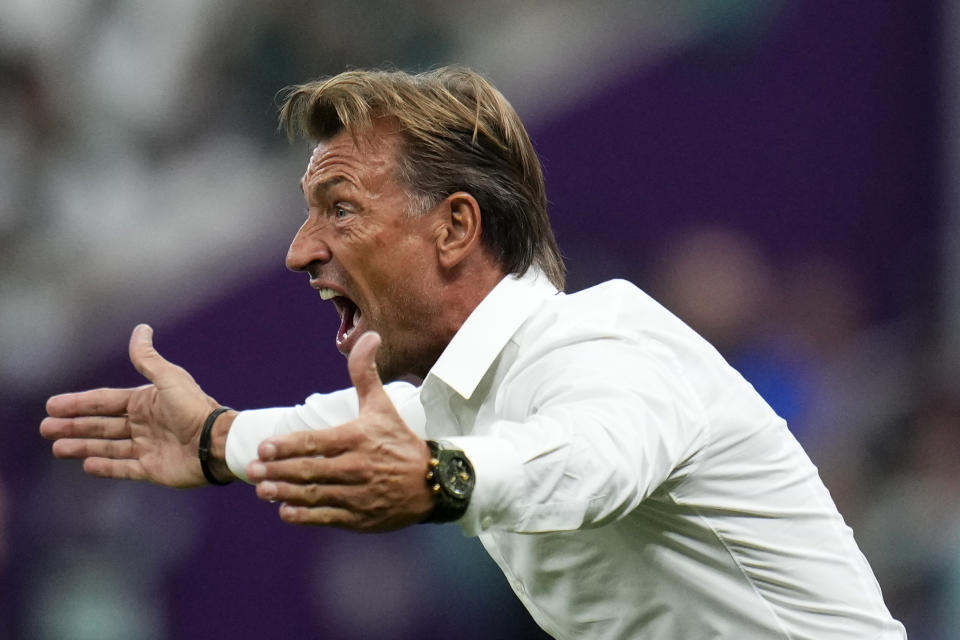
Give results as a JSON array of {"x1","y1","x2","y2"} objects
[
  {"x1": 225, "y1": 380, "x2": 424, "y2": 482},
  {"x1": 447, "y1": 333, "x2": 710, "y2": 536}
]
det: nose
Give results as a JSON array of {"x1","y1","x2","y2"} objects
[{"x1": 286, "y1": 218, "x2": 331, "y2": 272}]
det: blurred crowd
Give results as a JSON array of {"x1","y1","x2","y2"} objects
[
  {"x1": 1, "y1": 1, "x2": 956, "y2": 639},
  {"x1": 650, "y1": 225, "x2": 960, "y2": 638}
]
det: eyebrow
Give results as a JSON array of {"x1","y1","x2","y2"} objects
[{"x1": 300, "y1": 176, "x2": 348, "y2": 201}]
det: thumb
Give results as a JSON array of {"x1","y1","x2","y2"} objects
[
  {"x1": 129, "y1": 324, "x2": 177, "y2": 384},
  {"x1": 348, "y1": 331, "x2": 391, "y2": 413}
]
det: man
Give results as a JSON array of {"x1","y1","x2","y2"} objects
[{"x1": 41, "y1": 67, "x2": 906, "y2": 638}]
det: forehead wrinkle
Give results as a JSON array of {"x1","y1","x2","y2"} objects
[
  {"x1": 301, "y1": 135, "x2": 399, "y2": 205},
  {"x1": 301, "y1": 144, "x2": 362, "y2": 203}
]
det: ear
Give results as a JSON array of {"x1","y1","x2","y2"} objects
[{"x1": 436, "y1": 191, "x2": 483, "y2": 270}]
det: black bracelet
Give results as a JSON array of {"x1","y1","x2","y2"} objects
[{"x1": 198, "y1": 406, "x2": 233, "y2": 486}]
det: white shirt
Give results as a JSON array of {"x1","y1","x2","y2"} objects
[{"x1": 226, "y1": 270, "x2": 906, "y2": 639}]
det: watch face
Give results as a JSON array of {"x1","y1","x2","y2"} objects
[{"x1": 441, "y1": 454, "x2": 474, "y2": 499}]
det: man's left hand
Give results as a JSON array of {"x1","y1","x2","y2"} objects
[{"x1": 247, "y1": 331, "x2": 434, "y2": 531}]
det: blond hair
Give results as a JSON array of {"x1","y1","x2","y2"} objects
[{"x1": 278, "y1": 66, "x2": 565, "y2": 289}]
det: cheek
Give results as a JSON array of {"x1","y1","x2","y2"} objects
[{"x1": 365, "y1": 276, "x2": 421, "y2": 329}]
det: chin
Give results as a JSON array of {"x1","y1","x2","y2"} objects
[
  {"x1": 376, "y1": 335, "x2": 440, "y2": 383},
  {"x1": 397, "y1": 373, "x2": 425, "y2": 386},
  {"x1": 377, "y1": 354, "x2": 424, "y2": 384}
]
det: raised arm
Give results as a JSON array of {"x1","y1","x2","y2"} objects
[{"x1": 40, "y1": 324, "x2": 234, "y2": 487}]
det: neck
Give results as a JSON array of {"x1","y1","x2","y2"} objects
[
  {"x1": 441, "y1": 256, "x2": 506, "y2": 335},
  {"x1": 408, "y1": 257, "x2": 505, "y2": 380}
]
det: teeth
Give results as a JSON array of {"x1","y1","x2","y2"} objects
[{"x1": 317, "y1": 287, "x2": 338, "y2": 300}]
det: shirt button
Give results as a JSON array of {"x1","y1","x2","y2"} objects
[
  {"x1": 480, "y1": 515, "x2": 493, "y2": 530},
  {"x1": 513, "y1": 581, "x2": 526, "y2": 595}
]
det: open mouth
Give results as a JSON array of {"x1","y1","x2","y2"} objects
[{"x1": 318, "y1": 287, "x2": 364, "y2": 353}]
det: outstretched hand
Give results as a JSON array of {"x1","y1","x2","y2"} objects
[
  {"x1": 247, "y1": 331, "x2": 434, "y2": 531},
  {"x1": 40, "y1": 324, "x2": 222, "y2": 487}
]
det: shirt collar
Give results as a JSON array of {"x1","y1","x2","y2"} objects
[{"x1": 427, "y1": 268, "x2": 560, "y2": 400}]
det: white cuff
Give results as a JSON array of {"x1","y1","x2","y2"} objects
[
  {"x1": 224, "y1": 382, "x2": 423, "y2": 484},
  {"x1": 225, "y1": 407, "x2": 298, "y2": 483},
  {"x1": 443, "y1": 433, "x2": 527, "y2": 536}
]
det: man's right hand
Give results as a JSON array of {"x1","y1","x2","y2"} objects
[{"x1": 40, "y1": 324, "x2": 230, "y2": 488}]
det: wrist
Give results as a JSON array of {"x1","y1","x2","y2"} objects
[
  {"x1": 421, "y1": 440, "x2": 475, "y2": 524},
  {"x1": 198, "y1": 407, "x2": 237, "y2": 485}
]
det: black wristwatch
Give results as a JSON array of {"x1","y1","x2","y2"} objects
[{"x1": 422, "y1": 440, "x2": 475, "y2": 523}]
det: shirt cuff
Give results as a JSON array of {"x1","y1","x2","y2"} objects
[
  {"x1": 225, "y1": 407, "x2": 299, "y2": 483},
  {"x1": 443, "y1": 432, "x2": 528, "y2": 536},
  {"x1": 225, "y1": 382, "x2": 424, "y2": 484}
]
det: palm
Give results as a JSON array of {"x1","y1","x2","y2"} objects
[
  {"x1": 41, "y1": 325, "x2": 220, "y2": 488},
  {"x1": 125, "y1": 372, "x2": 216, "y2": 487}
]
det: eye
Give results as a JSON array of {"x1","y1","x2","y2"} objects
[{"x1": 335, "y1": 206, "x2": 348, "y2": 218}]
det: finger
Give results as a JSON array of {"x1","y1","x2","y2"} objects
[
  {"x1": 347, "y1": 331, "x2": 392, "y2": 413},
  {"x1": 40, "y1": 416, "x2": 130, "y2": 440},
  {"x1": 256, "y1": 481, "x2": 352, "y2": 507},
  {"x1": 248, "y1": 454, "x2": 368, "y2": 485},
  {"x1": 52, "y1": 438, "x2": 134, "y2": 460},
  {"x1": 128, "y1": 324, "x2": 179, "y2": 385},
  {"x1": 258, "y1": 424, "x2": 358, "y2": 461},
  {"x1": 277, "y1": 503, "x2": 358, "y2": 528},
  {"x1": 45, "y1": 388, "x2": 136, "y2": 418},
  {"x1": 83, "y1": 457, "x2": 147, "y2": 481}
]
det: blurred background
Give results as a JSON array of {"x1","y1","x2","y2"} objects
[{"x1": 1, "y1": 1, "x2": 957, "y2": 638}]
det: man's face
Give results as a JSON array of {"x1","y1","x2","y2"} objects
[{"x1": 287, "y1": 124, "x2": 446, "y2": 381}]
